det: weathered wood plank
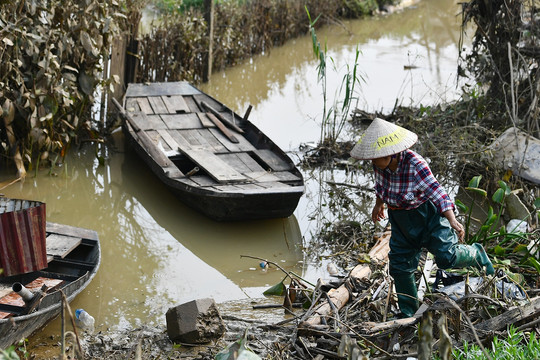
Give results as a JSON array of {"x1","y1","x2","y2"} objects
[
  {"x1": 209, "y1": 128, "x2": 255, "y2": 152},
  {"x1": 125, "y1": 98, "x2": 140, "y2": 112},
  {"x1": 162, "y1": 114, "x2": 202, "y2": 130},
  {"x1": 234, "y1": 152, "x2": 266, "y2": 172},
  {"x1": 253, "y1": 149, "x2": 293, "y2": 171},
  {"x1": 136, "y1": 98, "x2": 154, "y2": 115},
  {"x1": 178, "y1": 129, "x2": 207, "y2": 150},
  {"x1": 148, "y1": 96, "x2": 169, "y2": 114},
  {"x1": 162, "y1": 95, "x2": 190, "y2": 114},
  {"x1": 46, "y1": 233, "x2": 82, "y2": 262},
  {"x1": 217, "y1": 153, "x2": 252, "y2": 173},
  {"x1": 244, "y1": 171, "x2": 281, "y2": 183},
  {"x1": 272, "y1": 171, "x2": 302, "y2": 182},
  {"x1": 187, "y1": 175, "x2": 219, "y2": 187},
  {"x1": 169, "y1": 130, "x2": 196, "y2": 151},
  {"x1": 181, "y1": 149, "x2": 247, "y2": 183},
  {"x1": 183, "y1": 95, "x2": 200, "y2": 113},
  {"x1": 197, "y1": 129, "x2": 227, "y2": 153},
  {"x1": 45, "y1": 222, "x2": 99, "y2": 240},
  {"x1": 125, "y1": 82, "x2": 201, "y2": 97},
  {"x1": 197, "y1": 113, "x2": 215, "y2": 128},
  {"x1": 157, "y1": 130, "x2": 181, "y2": 154}
]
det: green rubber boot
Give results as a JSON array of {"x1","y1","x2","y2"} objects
[
  {"x1": 392, "y1": 273, "x2": 419, "y2": 318},
  {"x1": 453, "y1": 243, "x2": 495, "y2": 275}
]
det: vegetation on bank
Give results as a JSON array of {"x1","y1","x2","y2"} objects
[{"x1": 0, "y1": 0, "x2": 129, "y2": 178}]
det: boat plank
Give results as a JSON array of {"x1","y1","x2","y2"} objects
[
  {"x1": 197, "y1": 113, "x2": 215, "y2": 128},
  {"x1": 245, "y1": 171, "x2": 281, "y2": 183},
  {"x1": 234, "y1": 152, "x2": 266, "y2": 172},
  {"x1": 177, "y1": 129, "x2": 208, "y2": 150},
  {"x1": 46, "y1": 222, "x2": 98, "y2": 241},
  {"x1": 181, "y1": 149, "x2": 247, "y2": 183},
  {"x1": 197, "y1": 129, "x2": 227, "y2": 153},
  {"x1": 217, "y1": 153, "x2": 252, "y2": 173},
  {"x1": 169, "y1": 130, "x2": 196, "y2": 151},
  {"x1": 273, "y1": 171, "x2": 303, "y2": 182},
  {"x1": 148, "y1": 96, "x2": 169, "y2": 114},
  {"x1": 46, "y1": 234, "x2": 82, "y2": 262},
  {"x1": 209, "y1": 128, "x2": 255, "y2": 152},
  {"x1": 127, "y1": 112, "x2": 159, "y2": 131},
  {"x1": 187, "y1": 175, "x2": 219, "y2": 187},
  {"x1": 157, "y1": 130, "x2": 181, "y2": 153},
  {"x1": 162, "y1": 95, "x2": 190, "y2": 114},
  {"x1": 183, "y1": 95, "x2": 201, "y2": 113},
  {"x1": 253, "y1": 149, "x2": 293, "y2": 171},
  {"x1": 125, "y1": 82, "x2": 201, "y2": 97},
  {"x1": 125, "y1": 98, "x2": 140, "y2": 112},
  {"x1": 136, "y1": 98, "x2": 154, "y2": 115},
  {"x1": 162, "y1": 114, "x2": 202, "y2": 130}
]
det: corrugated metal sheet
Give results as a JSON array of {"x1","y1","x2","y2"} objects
[{"x1": 0, "y1": 198, "x2": 47, "y2": 277}]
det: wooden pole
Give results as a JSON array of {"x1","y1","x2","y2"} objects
[{"x1": 203, "y1": 0, "x2": 214, "y2": 82}]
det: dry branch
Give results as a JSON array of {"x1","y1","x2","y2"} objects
[{"x1": 299, "y1": 230, "x2": 391, "y2": 328}]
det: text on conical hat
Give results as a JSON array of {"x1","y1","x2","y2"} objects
[{"x1": 372, "y1": 128, "x2": 407, "y2": 150}]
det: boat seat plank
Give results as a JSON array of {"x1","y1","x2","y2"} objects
[
  {"x1": 181, "y1": 149, "x2": 247, "y2": 183},
  {"x1": 162, "y1": 114, "x2": 203, "y2": 130},
  {"x1": 46, "y1": 234, "x2": 82, "y2": 262},
  {"x1": 197, "y1": 113, "x2": 215, "y2": 128},
  {"x1": 252, "y1": 149, "x2": 293, "y2": 171},
  {"x1": 162, "y1": 95, "x2": 190, "y2": 114},
  {"x1": 46, "y1": 222, "x2": 98, "y2": 241},
  {"x1": 125, "y1": 82, "x2": 202, "y2": 97},
  {"x1": 136, "y1": 98, "x2": 154, "y2": 115},
  {"x1": 148, "y1": 96, "x2": 169, "y2": 114}
]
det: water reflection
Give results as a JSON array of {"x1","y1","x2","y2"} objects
[
  {"x1": 200, "y1": 0, "x2": 467, "y2": 151},
  {"x1": 0, "y1": 136, "x2": 305, "y2": 334}
]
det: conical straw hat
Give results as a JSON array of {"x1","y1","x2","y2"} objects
[{"x1": 350, "y1": 118, "x2": 418, "y2": 160}]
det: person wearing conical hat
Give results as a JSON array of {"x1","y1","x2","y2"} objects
[{"x1": 351, "y1": 117, "x2": 494, "y2": 318}]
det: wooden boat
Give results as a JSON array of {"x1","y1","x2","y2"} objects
[
  {"x1": 0, "y1": 221, "x2": 100, "y2": 349},
  {"x1": 115, "y1": 81, "x2": 304, "y2": 221}
]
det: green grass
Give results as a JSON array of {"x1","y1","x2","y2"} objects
[{"x1": 451, "y1": 327, "x2": 540, "y2": 360}]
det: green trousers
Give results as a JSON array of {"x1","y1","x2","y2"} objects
[{"x1": 387, "y1": 201, "x2": 493, "y2": 317}]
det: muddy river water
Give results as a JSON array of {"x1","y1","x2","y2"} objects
[{"x1": 0, "y1": 0, "x2": 467, "y2": 348}]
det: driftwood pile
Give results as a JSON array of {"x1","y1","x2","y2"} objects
[{"x1": 238, "y1": 229, "x2": 540, "y2": 360}]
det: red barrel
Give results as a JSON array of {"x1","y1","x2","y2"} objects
[{"x1": 0, "y1": 198, "x2": 47, "y2": 277}]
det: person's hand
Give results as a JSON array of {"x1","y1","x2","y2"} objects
[
  {"x1": 449, "y1": 219, "x2": 465, "y2": 241},
  {"x1": 444, "y1": 209, "x2": 465, "y2": 241},
  {"x1": 372, "y1": 202, "x2": 386, "y2": 223}
]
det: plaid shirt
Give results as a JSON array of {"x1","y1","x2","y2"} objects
[{"x1": 373, "y1": 149, "x2": 454, "y2": 214}]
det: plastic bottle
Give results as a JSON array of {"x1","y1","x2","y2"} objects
[{"x1": 75, "y1": 308, "x2": 95, "y2": 333}]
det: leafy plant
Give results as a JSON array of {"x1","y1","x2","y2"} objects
[
  {"x1": 0, "y1": 0, "x2": 126, "y2": 176},
  {"x1": 456, "y1": 175, "x2": 540, "y2": 275},
  {"x1": 452, "y1": 326, "x2": 540, "y2": 359},
  {"x1": 307, "y1": 7, "x2": 363, "y2": 150},
  {"x1": 0, "y1": 346, "x2": 19, "y2": 360}
]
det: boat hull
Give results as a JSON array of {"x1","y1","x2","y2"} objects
[
  {"x1": 120, "y1": 82, "x2": 304, "y2": 221},
  {"x1": 0, "y1": 222, "x2": 100, "y2": 349}
]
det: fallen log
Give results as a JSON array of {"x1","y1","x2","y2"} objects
[
  {"x1": 299, "y1": 230, "x2": 391, "y2": 328},
  {"x1": 463, "y1": 295, "x2": 540, "y2": 341}
]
